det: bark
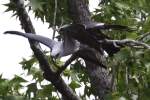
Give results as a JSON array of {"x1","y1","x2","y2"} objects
[{"x1": 67, "y1": 0, "x2": 112, "y2": 99}]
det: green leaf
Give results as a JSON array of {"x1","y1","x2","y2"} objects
[
  {"x1": 28, "y1": 0, "x2": 45, "y2": 11},
  {"x1": 11, "y1": 75, "x2": 27, "y2": 83},
  {"x1": 70, "y1": 71, "x2": 79, "y2": 82},
  {"x1": 0, "y1": 80, "x2": 10, "y2": 95},
  {"x1": 115, "y1": 2, "x2": 130, "y2": 10},
  {"x1": 114, "y1": 47, "x2": 131, "y2": 61},
  {"x1": 37, "y1": 84, "x2": 54, "y2": 98},
  {"x1": 69, "y1": 81, "x2": 81, "y2": 90},
  {"x1": 26, "y1": 83, "x2": 37, "y2": 94},
  {"x1": 28, "y1": 67, "x2": 43, "y2": 82},
  {"x1": 126, "y1": 32, "x2": 138, "y2": 39},
  {"x1": 3, "y1": 2, "x2": 17, "y2": 13},
  {"x1": 0, "y1": 96, "x2": 26, "y2": 100},
  {"x1": 20, "y1": 57, "x2": 37, "y2": 71}
]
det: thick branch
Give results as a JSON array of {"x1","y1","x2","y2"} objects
[{"x1": 12, "y1": 0, "x2": 80, "y2": 100}]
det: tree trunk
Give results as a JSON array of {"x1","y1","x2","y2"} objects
[{"x1": 67, "y1": 0, "x2": 112, "y2": 99}]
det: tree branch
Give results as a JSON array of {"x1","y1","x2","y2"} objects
[
  {"x1": 11, "y1": 0, "x2": 80, "y2": 100},
  {"x1": 102, "y1": 39, "x2": 150, "y2": 49}
]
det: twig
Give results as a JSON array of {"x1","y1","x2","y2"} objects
[
  {"x1": 57, "y1": 53, "x2": 78, "y2": 75},
  {"x1": 52, "y1": 0, "x2": 58, "y2": 39},
  {"x1": 138, "y1": 32, "x2": 150, "y2": 41},
  {"x1": 125, "y1": 66, "x2": 129, "y2": 94},
  {"x1": 56, "y1": 91, "x2": 61, "y2": 100},
  {"x1": 60, "y1": 17, "x2": 64, "y2": 27}
]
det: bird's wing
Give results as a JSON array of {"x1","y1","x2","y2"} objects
[
  {"x1": 4, "y1": 31, "x2": 58, "y2": 50},
  {"x1": 84, "y1": 22, "x2": 134, "y2": 31}
]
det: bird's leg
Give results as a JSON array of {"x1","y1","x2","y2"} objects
[{"x1": 56, "y1": 53, "x2": 79, "y2": 75}]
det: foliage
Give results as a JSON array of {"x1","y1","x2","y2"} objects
[{"x1": 1, "y1": 0, "x2": 150, "y2": 100}]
